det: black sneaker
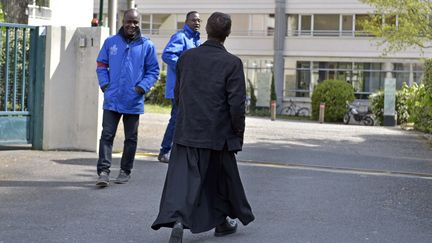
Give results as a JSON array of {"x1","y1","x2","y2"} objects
[
  {"x1": 214, "y1": 217, "x2": 237, "y2": 237},
  {"x1": 169, "y1": 221, "x2": 183, "y2": 243},
  {"x1": 158, "y1": 153, "x2": 170, "y2": 163},
  {"x1": 114, "y1": 170, "x2": 130, "y2": 184},
  {"x1": 96, "y1": 171, "x2": 109, "y2": 187}
]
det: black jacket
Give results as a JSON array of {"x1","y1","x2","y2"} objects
[{"x1": 173, "y1": 40, "x2": 246, "y2": 151}]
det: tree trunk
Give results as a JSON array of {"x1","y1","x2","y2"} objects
[{"x1": 1, "y1": 0, "x2": 31, "y2": 24}]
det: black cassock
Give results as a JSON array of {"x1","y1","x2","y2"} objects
[
  {"x1": 151, "y1": 144, "x2": 254, "y2": 233},
  {"x1": 151, "y1": 40, "x2": 255, "y2": 233}
]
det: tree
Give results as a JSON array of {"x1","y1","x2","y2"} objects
[
  {"x1": 0, "y1": 0, "x2": 31, "y2": 24},
  {"x1": 360, "y1": 0, "x2": 432, "y2": 54},
  {"x1": 0, "y1": 3, "x2": 5, "y2": 22}
]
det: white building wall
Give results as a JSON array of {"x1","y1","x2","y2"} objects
[
  {"x1": 286, "y1": 0, "x2": 374, "y2": 14},
  {"x1": 29, "y1": 0, "x2": 93, "y2": 27},
  {"x1": 94, "y1": 0, "x2": 274, "y2": 14},
  {"x1": 43, "y1": 26, "x2": 107, "y2": 151},
  {"x1": 285, "y1": 37, "x2": 432, "y2": 59}
]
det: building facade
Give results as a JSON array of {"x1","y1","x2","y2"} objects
[
  {"x1": 28, "y1": 0, "x2": 93, "y2": 27},
  {"x1": 94, "y1": 0, "x2": 431, "y2": 112}
]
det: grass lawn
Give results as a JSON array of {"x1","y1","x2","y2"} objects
[{"x1": 145, "y1": 104, "x2": 171, "y2": 114}]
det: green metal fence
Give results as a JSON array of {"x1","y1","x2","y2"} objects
[{"x1": 0, "y1": 23, "x2": 45, "y2": 147}]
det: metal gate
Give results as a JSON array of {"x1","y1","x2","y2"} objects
[{"x1": 0, "y1": 23, "x2": 45, "y2": 148}]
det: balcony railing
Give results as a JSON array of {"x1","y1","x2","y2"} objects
[
  {"x1": 142, "y1": 29, "x2": 274, "y2": 37},
  {"x1": 28, "y1": 4, "x2": 52, "y2": 20},
  {"x1": 143, "y1": 28, "x2": 377, "y2": 37},
  {"x1": 287, "y1": 30, "x2": 375, "y2": 37}
]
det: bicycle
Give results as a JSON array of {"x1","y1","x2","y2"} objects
[{"x1": 279, "y1": 99, "x2": 310, "y2": 116}]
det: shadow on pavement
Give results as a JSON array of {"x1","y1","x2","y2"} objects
[
  {"x1": 0, "y1": 180, "x2": 96, "y2": 188},
  {"x1": 51, "y1": 158, "x2": 100, "y2": 166}
]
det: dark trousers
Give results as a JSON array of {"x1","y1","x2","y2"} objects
[
  {"x1": 97, "y1": 110, "x2": 139, "y2": 175},
  {"x1": 160, "y1": 99, "x2": 177, "y2": 154}
]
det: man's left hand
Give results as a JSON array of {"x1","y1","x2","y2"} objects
[{"x1": 135, "y1": 86, "x2": 145, "y2": 95}]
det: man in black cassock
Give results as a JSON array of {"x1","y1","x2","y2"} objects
[{"x1": 151, "y1": 12, "x2": 255, "y2": 243}]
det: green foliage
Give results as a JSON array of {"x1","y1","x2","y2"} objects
[
  {"x1": 0, "y1": 3, "x2": 4, "y2": 22},
  {"x1": 0, "y1": 27, "x2": 31, "y2": 111},
  {"x1": 369, "y1": 82, "x2": 431, "y2": 129},
  {"x1": 270, "y1": 72, "x2": 277, "y2": 101},
  {"x1": 368, "y1": 91, "x2": 384, "y2": 124},
  {"x1": 424, "y1": 58, "x2": 432, "y2": 90},
  {"x1": 145, "y1": 71, "x2": 171, "y2": 106},
  {"x1": 360, "y1": 0, "x2": 432, "y2": 54},
  {"x1": 311, "y1": 80, "x2": 355, "y2": 122},
  {"x1": 413, "y1": 59, "x2": 432, "y2": 132}
]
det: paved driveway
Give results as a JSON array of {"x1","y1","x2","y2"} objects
[{"x1": 1, "y1": 113, "x2": 431, "y2": 242}]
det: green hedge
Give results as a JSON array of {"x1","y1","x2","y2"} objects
[
  {"x1": 368, "y1": 85, "x2": 409, "y2": 125},
  {"x1": 145, "y1": 71, "x2": 171, "y2": 106},
  {"x1": 411, "y1": 59, "x2": 432, "y2": 132},
  {"x1": 311, "y1": 79, "x2": 355, "y2": 122},
  {"x1": 369, "y1": 80, "x2": 432, "y2": 132}
]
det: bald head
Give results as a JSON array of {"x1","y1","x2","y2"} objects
[
  {"x1": 123, "y1": 9, "x2": 140, "y2": 38},
  {"x1": 124, "y1": 9, "x2": 139, "y2": 19}
]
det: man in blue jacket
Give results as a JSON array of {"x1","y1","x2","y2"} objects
[
  {"x1": 158, "y1": 11, "x2": 201, "y2": 163},
  {"x1": 95, "y1": 9, "x2": 160, "y2": 187}
]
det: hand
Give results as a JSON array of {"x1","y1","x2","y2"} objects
[{"x1": 135, "y1": 86, "x2": 145, "y2": 95}]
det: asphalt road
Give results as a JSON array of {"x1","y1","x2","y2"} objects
[{"x1": 1, "y1": 113, "x2": 432, "y2": 243}]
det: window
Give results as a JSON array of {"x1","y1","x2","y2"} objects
[
  {"x1": 295, "y1": 62, "x2": 311, "y2": 97},
  {"x1": 230, "y1": 14, "x2": 249, "y2": 36},
  {"x1": 300, "y1": 15, "x2": 312, "y2": 36},
  {"x1": 314, "y1": 14, "x2": 339, "y2": 36},
  {"x1": 342, "y1": 15, "x2": 353, "y2": 36},
  {"x1": 393, "y1": 63, "x2": 410, "y2": 89},
  {"x1": 229, "y1": 14, "x2": 274, "y2": 36},
  {"x1": 242, "y1": 58, "x2": 273, "y2": 107},
  {"x1": 284, "y1": 61, "x2": 311, "y2": 98},
  {"x1": 355, "y1": 14, "x2": 374, "y2": 36},
  {"x1": 287, "y1": 14, "x2": 298, "y2": 36},
  {"x1": 141, "y1": 14, "x2": 171, "y2": 35},
  {"x1": 266, "y1": 14, "x2": 275, "y2": 36},
  {"x1": 141, "y1": 14, "x2": 151, "y2": 33},
  {"x1": 36, "y1": 0, "x2": 49, "y2": 7},
  {"x1": 413, "y1": 63, "x2": 424, "y2": 84},
  {"x1": 384, "y1": 15, "x2": 397, "y2": 27}
]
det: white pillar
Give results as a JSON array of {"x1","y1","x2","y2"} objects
[
  {"x1": 108, "y1": 0, "x2": 117, "y2": 36},
  {"x1": 409, "y1": 63, "x2": 414, "y2": 86},
  {"x1": 127, "y1": 0, "x2": 135, "y2": 9},
  {"x1": 274, "y1": 0, "x2": 287, "y2": 112}
]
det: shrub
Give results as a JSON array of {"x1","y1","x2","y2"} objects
[
  {"x1": 414, "y1": 59, "x2": 432, "y2": 132},
  {"x1": 145, "y1": 71, "x2": 171, "y2": 106},
  {"x1": 311, "y1": 79, "x2": 355, "y2": 122},
  {"x1": 369, "y1": 83, "x2": 416, "y2": 125},
  {"x1": 270, "y1": 73, "x2": 277, "y2": 101}
]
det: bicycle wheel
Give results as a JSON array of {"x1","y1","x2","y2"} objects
[
  {"x1": 285, "y1": 107, "x2": 296, "y2": 116},
  {"x1": 296, "y1": 108, "x2": 309, "y2": 117}
]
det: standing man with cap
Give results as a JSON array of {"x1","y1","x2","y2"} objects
[
  {"x1": 152, "y1": 12, "x2": 254, "y2": 243},
  {"x1": 158, "y1": 11, "x2": 201, "y2": 163},
  {"x1": 95, "y1": 9, "x2": 160, "y2": 186}
]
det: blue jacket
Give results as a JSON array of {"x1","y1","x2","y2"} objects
[
  {"x1": 96, "y1": 31, "x2": 160, "y2": 114},
  {"x1": 162, "y1": 25, "x2": 200, "y2": 99}
]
